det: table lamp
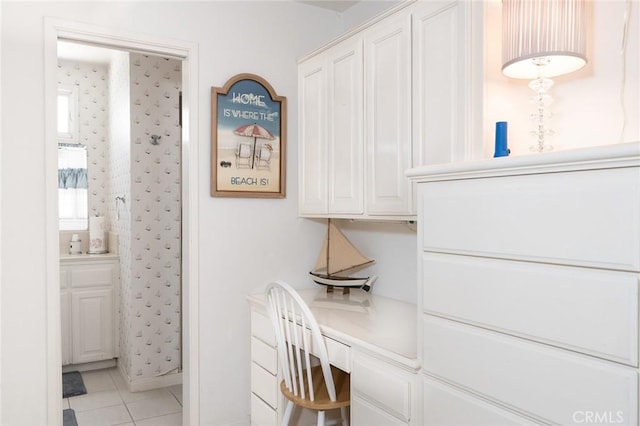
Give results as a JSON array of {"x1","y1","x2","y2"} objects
[{"x1": 502, "y1": 0, "x2": 587, "y2": 152}]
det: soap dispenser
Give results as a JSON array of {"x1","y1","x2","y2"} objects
[{"x1": 69, "y1": 234, "x2": 82, "y2": 255}]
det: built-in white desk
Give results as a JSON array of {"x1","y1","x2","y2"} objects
[{"x1": 248, "y1": 288, "x2": 419, "y2": 425}]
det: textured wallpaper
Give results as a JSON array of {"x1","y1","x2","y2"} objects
[
  {"x1": 128, "y1": 53, "x2": 182, "y2": 379},
  {"x1": 57, "y1": 60, "x2": 110, "y2": 219}
]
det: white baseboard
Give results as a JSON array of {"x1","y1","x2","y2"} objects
[{"x1": 116, "y1": 364, "x2": 183, "y2": 392}]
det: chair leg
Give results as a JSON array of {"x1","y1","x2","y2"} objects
[
  {"x1": 317, "y1": 410, "x2": 325, "y2": 426},
  {"x1": 340, "y1": 407, "x2": 349, "y2": 426},
  {"x1": 281, "y1": 401, "x2": 294, "y2": 426}
]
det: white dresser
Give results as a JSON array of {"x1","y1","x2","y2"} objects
[{"x1": 407, "y1": 142, "x2": 640, "y2": 425}]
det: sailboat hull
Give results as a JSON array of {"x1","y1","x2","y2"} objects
[{"x1": 309, "y1": 272, "x2": 372, "y2": 291}]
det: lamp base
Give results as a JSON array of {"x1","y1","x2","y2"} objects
[{"x1": 528, "y1": 77, "x2": 555, "y2": 153}]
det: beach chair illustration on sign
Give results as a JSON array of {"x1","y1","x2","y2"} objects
[
  {"x1": 235, "y1": 143, "x2": 252, "y2": 169},
  {"x1": 254, "y1": 145, "x2": 272, "y2": 171}
]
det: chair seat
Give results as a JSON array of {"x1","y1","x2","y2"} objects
[{"x1": 280, "y1": 365, "x2": 350, "y2": 411}]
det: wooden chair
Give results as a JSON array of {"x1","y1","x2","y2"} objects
[{"x1": 266, "y1": 281, "x2": 350, "y2": 426}]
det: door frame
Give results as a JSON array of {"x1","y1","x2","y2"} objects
[{"x1": 43, "y1": 18, "x2": 200, "y2": 425}]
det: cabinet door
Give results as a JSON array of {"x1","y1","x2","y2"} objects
[
  {"x1": 412, "y1": 1, "x2": 463, "y2": 166},
  {"x1": 61, "y1": 290, "x2": 71, "y2": 366},
  {"x1": 327, "y1": 37, "x2": 364, "y2": 214},
  {"x1": 71, "y1": 288, "x2": 114, "y2": 364},
  {"x1": 298, "y1": 55, "x2": 328, "y2": 215},
  {"x1": 364, "y1": 14, "x2": 413, "y2": 216}
]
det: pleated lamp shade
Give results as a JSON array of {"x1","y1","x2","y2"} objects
[{"x1": 502, "y1": 0, "x2": 587, "y2": 79}]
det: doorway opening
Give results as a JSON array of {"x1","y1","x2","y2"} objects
[{"x1": 44, "y1": 19, "x2": 199, "y2": 426}]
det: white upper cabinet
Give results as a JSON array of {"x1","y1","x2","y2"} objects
[
  {"x1": 328, "y1": 37, "x2": 365, "y2": 215},
  {"x1": 412, "y1": 1, "x2": 464, "y2": 165},
  {"x1": 364, "y1": 13, "x2": 412, "y2": 216},
  {"x1": 299, "y1": 54, "x2": 328, "y2": 215},
  {"x1": 299, "y1": 36, "x2": 364, "y2": 216},
  {"x1": 298, "y1": 1, "x2": 473, "y2": 219}
]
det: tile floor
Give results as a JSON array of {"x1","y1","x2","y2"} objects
[{"x1": 63, "y1": 367, "x2": 182, "y2": 426}]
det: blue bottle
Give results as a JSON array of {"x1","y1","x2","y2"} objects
[{"x1": 494, "y1": 121, "x2": 510, "y2": 157}]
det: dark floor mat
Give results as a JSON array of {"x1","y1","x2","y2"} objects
[
  {"x1": 62, "y1": 371, "x2": 87, "y2": 398},
  {"x1": 63, "y1": 409, "x2": 78, "y2": 426}
]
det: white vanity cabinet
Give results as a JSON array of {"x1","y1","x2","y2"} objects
[
  {"x1": 408, "y1": 142, "x2": 640, "y2": 425},
  {"x1": 298, "y1": 0, "x2": 473, "y2": 220},
  {"x1": 60, "y1": 256, "x2": 119, "y2": 366}
]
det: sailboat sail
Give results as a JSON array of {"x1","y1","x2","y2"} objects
[{"x1": 312, "y1": 221, "x2": 374, "y2": 275}]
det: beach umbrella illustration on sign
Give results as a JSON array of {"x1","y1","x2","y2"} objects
[{"x1": 233, "y1": 123, "x2": 275, "y2": 169}]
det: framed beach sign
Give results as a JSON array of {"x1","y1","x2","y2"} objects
[{"x1": 211, "y1": 73, "x2": 287, "y2": 198}]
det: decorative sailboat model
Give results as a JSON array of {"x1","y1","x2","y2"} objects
[{"x1": 309, "y1": 219, "x2": 376, "y2": 292}]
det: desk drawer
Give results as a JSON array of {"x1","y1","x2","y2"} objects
[
  {"x1": 292, "y1": 322, "x2": 351, "y2": 373},
  {"x1": 422, "y1": 252, "x2": 639, "y2": 366},
  {"x1": 423, "y1": 316, "x2": 638, "y2": 425},
  {"x1": 251, "y1": 310, "x2": 276, "y2": 346},
  {"x1": 324, "y1": 336, "x2": 350, "y2": 373},
  {"x1": 251, "y1": 393, "x2": 277, "y2": 426},
  {"x1": 252, "y1": 337, "x2": 277, "y2": 375},
  {"x1": 251, "y1": 362, "x2": 278, "y2": 409},
  {"x1": 352, "y1": 396, "x2": 407, "y2": 426},
  {"x1": 419, "y1": 167, "x2": 640, "y2": 271},
  {"x1": 352, "y1": 352, "x2": 413, "y2": 421},
  {"x1": 423, "y1": 376, "x2": 538, "y2": 425}
]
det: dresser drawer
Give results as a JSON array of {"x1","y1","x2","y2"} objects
[
  {"x1": 423, "y1": 376, "x2": 538, "y2": 425},
  {"x1": 352, "y1": 352, "x2": 413, "y2": 421},
  {"x1": 422, "y1": 252, "x2": 639, "y2": 366},
  {"x1": 423, "y1": 316, "x2": 638, "y2": 425},
  {"x1": 419, "y1": 167, "x2": 640, "y2": 271},
  {"x1": 251, "y1": 362, "x2": 278, "y2": 409},
  {"x1": 251, "y1": 337, "x2": 277, "y2": 374}
]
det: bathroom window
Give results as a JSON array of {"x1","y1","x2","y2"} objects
[
  {"x1": 57, "y1": 85, "x2": 87, "y2": 230},
  {"x1": 58, "y1": 145, "x2": 88, "y2": 230},
  {"x1": 57, "y1": 86, "x2": 79, "y2": 143}
]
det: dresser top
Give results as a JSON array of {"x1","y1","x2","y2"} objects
[{"x1": 407, "y1": 141, "x2": 640, "y2": 182}]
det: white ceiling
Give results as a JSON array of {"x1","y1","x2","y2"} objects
[
  {"x1": 296, "y1": 1, "x2": 360, "y2": 12},
  {"x1": 58, "y1": 1, "x2": 361, "y2": 63}
]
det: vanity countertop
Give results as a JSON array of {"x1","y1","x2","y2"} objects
[{"x1": 60, "y1": 253, "x2": 119, "y2": 262}]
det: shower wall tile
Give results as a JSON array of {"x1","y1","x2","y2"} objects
[
  {"x1": 57, "y1": 60, "x2": 110, "y2": 220},
  {"x1": 129, "y1": 53, "x2": 182, "y2": 379}
]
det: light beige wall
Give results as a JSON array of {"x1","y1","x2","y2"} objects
[{"x1": 0, "y1": 2, "x2": 383, "y2": 425}]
